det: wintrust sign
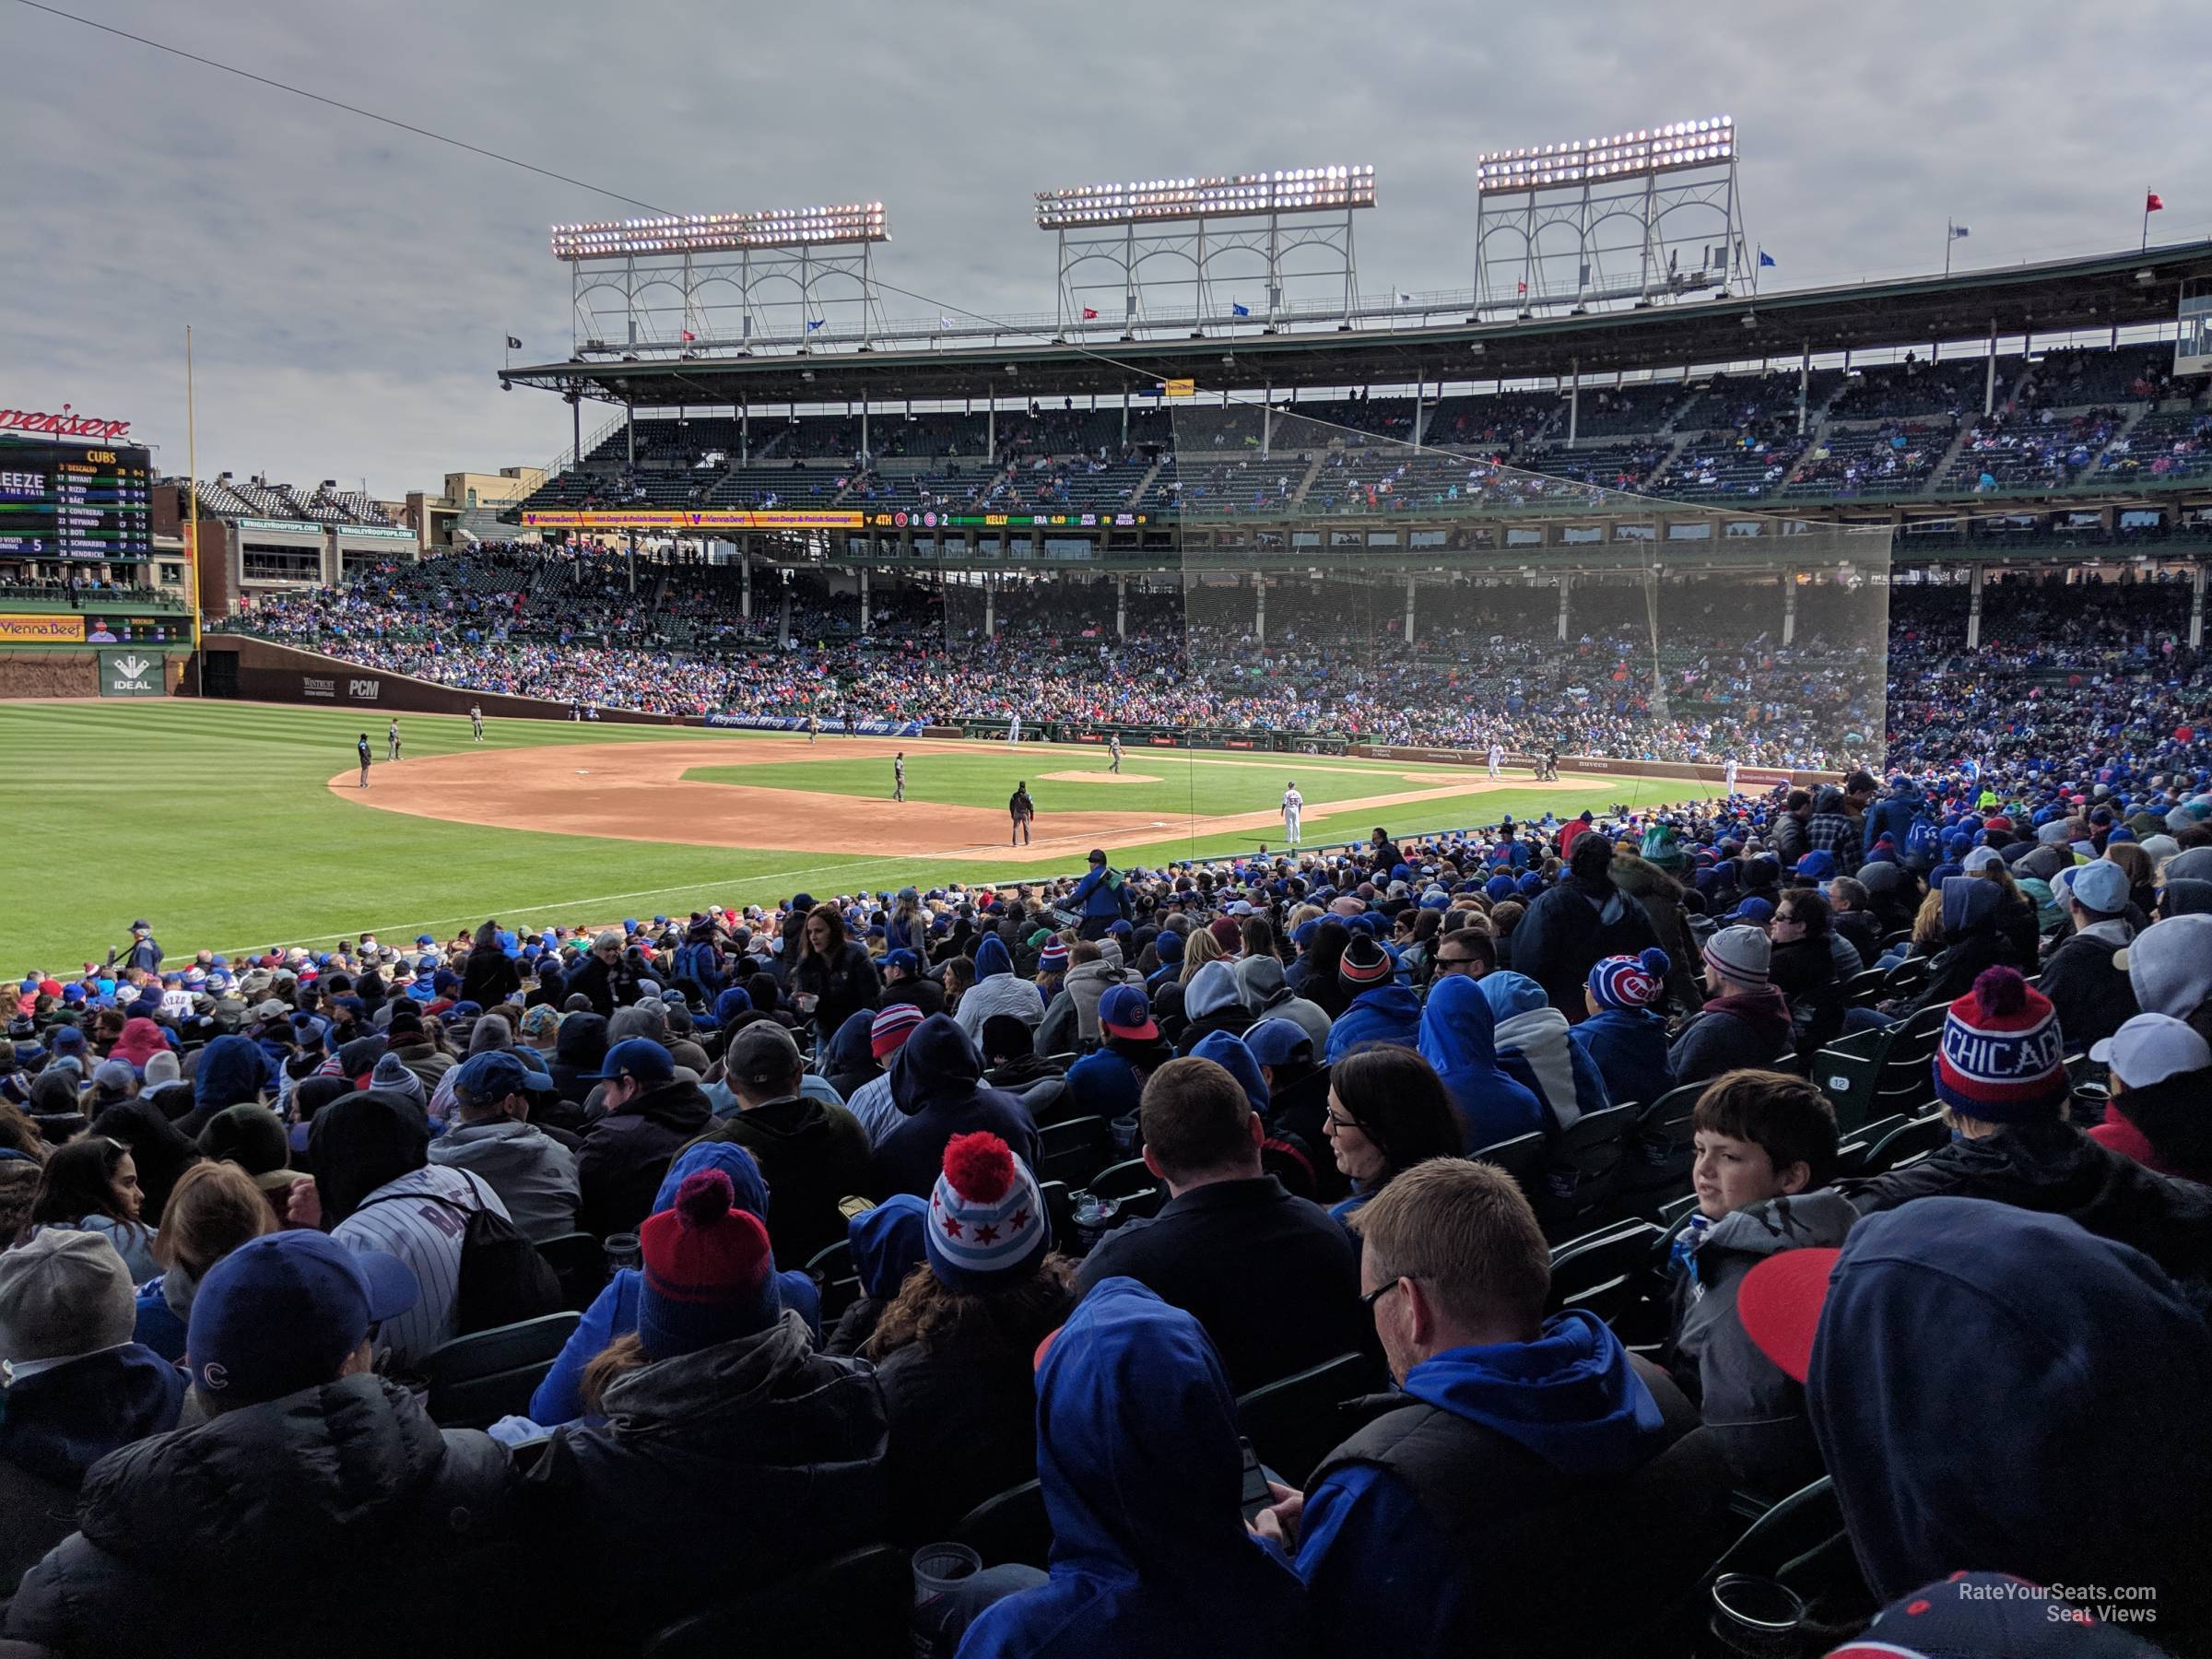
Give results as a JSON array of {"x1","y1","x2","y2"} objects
[{"x1": 0, "y1": 403, "x2": 133, "y2": 442}]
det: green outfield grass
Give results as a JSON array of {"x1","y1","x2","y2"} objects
[{"x1": 0, "y1": 700, "x2": 1711, "y2": 967}]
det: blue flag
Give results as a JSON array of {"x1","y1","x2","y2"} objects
[
  {"x1": 1758, "y1": 249, "x2": 1776, "y2": 268},
  {"x1": 1230, "y1": 301, "x2": 1250, "y2": 317},
  {"x1": 806, "y1": 317, "x2": 825, "y2": 333}
]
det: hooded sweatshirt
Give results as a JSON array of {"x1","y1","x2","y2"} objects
[
  {"x1": 1665, "y1": 1191, "x2": 1858, "y2": 1497},
  {"x1": 1175, "y1": 960, "x2": 1253, "y2": 1055},
  {"x1": 959, "y1": 1277, "x2": 1309, "y2": 1659},
  {"x1": 1418, "y1": 976, "x2": 1547, "y2": 1150},
  {"x1": 1189, "y1": 1030, "x2": 1270, "y2": 1113},
  {"x1": 1807, "y1": 1199, "x2": 2212, "y2": 1649},
  {"x1": 181, "y1": 1034, "x2": 266, "y2": 1135},
  {"x1": 823, "y1": 1192, "x2": 930, "y2": 1358},
  {"x1": 956, "y1": 935, "x2": 1047, "y2": 1042},
  {"x1": 1289, "y1": 1310, "x2": 1724, "y2": 1657},
  {"x1": 868, "y1": 1015, "x2": 1041, "y2": 1200},
  {"x1": 1478, "y1": 972, "x2": 1613, "y2": 1130},
  {"x1": 1234, "y1": 956, "x2": 1334, "y2": 1052},
  {"x1": 427, "y1": 1115, "x2": 581, "y2": 1241},
  {"x1": 108, "y1": 1018, "x2": 171, "y2": 1075},
  {"x1": 527, "y1": 1143, "x2": 823, "y2": 1427},
  {"x1": 1571, "y1": 1004, "x2": 1677, "y2": 1114},
  {"x1": 1324, "y1": 982, "x2": 1423, "y2": 1063}
]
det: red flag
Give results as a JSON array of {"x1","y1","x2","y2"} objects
[
  {"x1": 1515, "y1": 278, "x2": 1527, "y2": 295},
  {"x1": 2146, "y1": 192, "x2": 2165, "y2": 213},
  {"x1": 680, "y1": 329, "x2": 696, "y2": 342},
  {"x1": 1081, "y1": 307, "x2": 1099, "y2": 320}
]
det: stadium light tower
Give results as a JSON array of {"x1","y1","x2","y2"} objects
[
  {"x1": 1471, "y1": 117, "x2": 1749, "y2": 316},
  {"x1": 1034, "y1": 167, "x2": 1376, "y2": 337},
  {"x1": 551, "y1": 204, "x2": 890, "y2": 356}
]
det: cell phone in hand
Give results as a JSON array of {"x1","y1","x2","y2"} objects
[{"x1": 1239, "y1": 1438, "x2": 1274, "y2": 1524}]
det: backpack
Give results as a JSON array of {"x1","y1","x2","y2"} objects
[
  {"x1": 359, "y1": 1171, "x2": 562, "y2": 1337},
  {"x1": 1903, "y1": 815, "x2": 1942, "y2": 870}
]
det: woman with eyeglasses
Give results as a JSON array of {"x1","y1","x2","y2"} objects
[{"x1": 1323, "y1": 1046, "x2": 1467, "y2": 1224}]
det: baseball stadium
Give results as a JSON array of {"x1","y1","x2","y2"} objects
[{"x1": 8, "y1": 21, "x2": 2212, "y2": 1655}]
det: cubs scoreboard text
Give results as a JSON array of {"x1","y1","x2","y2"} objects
[
  {"x1": 518, "y1": 508, "x2": 1151, "y2": 532},
  {"x1": 0, "y1": 441, "x2": 155, "y2": 559}
]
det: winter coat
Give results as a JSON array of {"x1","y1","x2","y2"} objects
[
  {"x1": 1665, "y1": 1192, "x2": 1858, "y2": 1497},
  {"x1": 1037, "y1": 959, "x2": 1142, "y2": 1055},
  {"x1": 5, "y1": 1374, "x2": 519, "y2": 1659},
  {"x1": 1069, "y1": 863, "x2": 1134, "y2": 929},
  {"x1": 1608, "y1": 857, "x2": 1703, "y2": 1016},
  {"x1": 1667, "y1": 986, "x2": 1794, "y2": 1088},
  {"x1": 524, "y1": 1312, "x2": 888, "y2": 1641},
  {"x1": 0, "y1": 1345, "x2": 185, "y2": 1595},
  {"x1": 792, "y1": 938, "x2": 880, "y2": 1041},
  {"x1": 876, "y1": 1329, "x2": 1052, "y2": 1545},
  {"x1": 1840, "y1": 1119, "x2": 2212, "y2": 1283},
  {"x1": 1769, "y1": 936, "x2": 1845, "y2": 1058},
  {"x1": 691, "y1": 1095, "x2": 873, "y2": 1265},
  {"x1": 1324, "y1": 984, "x2": 1422, "y2": 1062},
  {"x1": 1288, "y1": 1313, "x2": 1728, "y2": 1657},
  {"x1": 959, "y1": 1278, "x2": 1311, "y2": 1659},
  {"x1": 1418, "y1": 976, "x2": 1547, "y2": 1150},
  {"x1": 1062, "y1": 1038, "x2": 1172, "y2": 1124},
  {"x1": 956, "y1": 937, "x2": 1047, "y2": 1041},
  {"x1": 1480, "y1": 973, "x2": 1614, "y2": 1130},
  {"x1": 428, "y1": 1118, "x2": 581, "y2": 1241},
  {"x1": 868, "y1": 1016, "x2": 1041, "y2": 1200},
  {"x1": 1074, "y1": 1180, "x2": 1360, "y2": 1394},
  {"x1": 1571, "y1": 1006, "x2": 1677, "y2": 1115},
  {"x1": 574, "y1": 1076, "x2": 714, "y2": 1240},
  {"x1": 458, "y1": 950, "x2": 523, "y2": 1010},
  {"x1": 2036, "y1": 919, "x2": 2140, "y2": 1053},
  {"x1": 1234, "y1": 956, "x2": 1334, "y2": 1051},
  {"x1": 1512, "y1": 876, "x2": 1663, "y2": 1023}
]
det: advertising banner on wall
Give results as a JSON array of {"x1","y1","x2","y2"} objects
[
  {"x1": 98, "y1": 651, "x2": 165, "y2": 696},
  {"x1": 0, "y1": 613, "x2": 87, "y2": 643}
]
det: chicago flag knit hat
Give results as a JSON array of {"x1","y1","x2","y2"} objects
[{"x1": 924, "y1": 1133, "x2": 1049, "y2": 1292}]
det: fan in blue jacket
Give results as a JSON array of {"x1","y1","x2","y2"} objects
[
  {"x1": 957, "y1": 1277, "x2": 1309, "y2": 1659},
  {"x1": 1477, "y1": 971, "x2": 1614, "y2": 1128},
  {"x1": 1569, "y1": 949, "x2": 1677, "y2": 1111},
  {"x1": 1416, "y1": 974, "x2": 1547, "y2": 1151},
  {"x1": 529, "y1": 1142, "x2": 821, "y2": 1426},
  {"x1": 1069, "y1": 850, "x2": 1133, "y2": 934},
  {"x1": 1324, "y1": 937, "x2": 1421, "y2": 1061}
]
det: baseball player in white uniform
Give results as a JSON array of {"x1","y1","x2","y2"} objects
[
  {"x1": 1281, "y1": 782, "x2": 1304, "y2": 845},
  {"x1": 1007, "y1": 712, "x2": 1022, "y2": 746},
  {"x1": 1488, "y1": 741, "x2": 1504, "y2": 779},
  {"x1": 1724, "y1": 754, "x2": 1740, "y2": 795}
]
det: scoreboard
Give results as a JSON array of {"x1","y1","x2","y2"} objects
[{"x1": 0, "y1": 439, "x2": 155, "y2": 559}]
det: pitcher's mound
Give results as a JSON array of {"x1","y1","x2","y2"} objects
[{"x1": 1039, "y1": 769, "x2": 1161, "y2": 784}]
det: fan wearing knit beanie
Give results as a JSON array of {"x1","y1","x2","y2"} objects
[
  {"x1": 633, "y1": 1168, "x2": 782, "y2": 1359},
  {"x1": 865, "y1": 1133, "x2": 1069, "y2": 1539},
  {"x1": 1839, "y1": 964, "x2": 2212, "y2": 1282},
  {"x1": 1324, "y1": 934, "x2": 1422, "y2": 1061},
  {"x1": 1571, "y1": 948, "x2": 1677, "y2": 1108}
]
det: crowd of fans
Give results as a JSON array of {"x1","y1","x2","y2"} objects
[{"x1": 8, "y1": 742, "x2": 2212, "y2": 1654}]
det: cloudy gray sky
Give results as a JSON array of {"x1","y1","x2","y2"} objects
[{"x1": 6, "y1": 0, "x2": 2206, "y2": 497}]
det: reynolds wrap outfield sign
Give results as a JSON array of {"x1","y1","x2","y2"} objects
[
  {"x1": 702, "y1": 712, "x2": 924, "y2": 736},
  {"x1": 0, "y1": 613, "x2": 86, "y2": 643}
]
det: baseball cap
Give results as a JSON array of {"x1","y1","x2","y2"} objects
[
  {"x1": 2090, "y1": 1013, "x2": 2212, "y2": 1090},
  {"x1": 883, "y1": 948, "x2": 920, "y2": 975},
  {"x1": 187, "y1": 1231, "x2": 418, "y2": 1405},
  {"x1": 453, "y1": 1050, "x2": 532, "y2": 1106},
  {"x1": 2054, "y1": 859, "x2": 2129, "y2": 915},
  {"x1": 1243, "y1": 1018, "x2": 1312, "y2": 1069},
  {"x1": 594, "y1": 1037, "x2": 676, "y2": 1087},
  {"x1": 0, "y1": 1230, "x2": 137, "y2": 1364},
  {"x1": 1098, "y1": 983, "x2": 1158, "y2": 1042},
  {"x1": 724, "y1": 1022, "x2": 803, "y2": 1088}
]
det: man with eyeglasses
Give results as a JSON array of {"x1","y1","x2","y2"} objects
[{"x1": 1250, "y1": 1159, "x2": 1728, "y2": 1655}]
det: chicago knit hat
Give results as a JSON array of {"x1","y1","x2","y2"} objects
[
  {"x1": 637, "y1": 1169, "x2": 782, "y2": 1359},
  {"x1": 0, "y1": 1229, "x2": 137, "y2": 1364},
  {"x1": 1934, "y1": 966, "x2": 2068, "y2": 1122},
  {"x1": 1339, "y1": 934, "x2": 1393, "y2": 989},
  {"x1": 1703, "y1": 925, "x2": 1771, "y2": 985},
  {"x1": 1037, "y1": 939, "x2": 1070, "y2": 975},
  {"x1": 1588, "y1": 947, "x2": 1671, "y2": 1012},
  {"x1": 924, "y1": 1133, "x2": 1048, "y2": 1292},
  {"x1": 870, "y1": 1003, "x2": 925, "y2": 1062}
]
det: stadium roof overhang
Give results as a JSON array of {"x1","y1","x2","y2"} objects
[{"x1": 503, "y1": 241, "x2": 2212, "y2": 408}]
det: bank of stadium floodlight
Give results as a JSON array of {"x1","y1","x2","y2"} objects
[
  {"x1": 550, "y1": 204, "x2": 888, "y2": 261},
  {"x1": 1034, "y1": 167, "x2": 1374, "y2": 229},
  {"x1": 1472, "y1": 118, "x2": 1733, "y2": 193}
]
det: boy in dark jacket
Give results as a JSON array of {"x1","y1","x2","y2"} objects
[
  {"x1": 1668, "y1": 927, "x2": 1794, "y2": 1088},
  {"x1": 1665, "y1": 1069, "x2": 1853, "y2": 1497}
]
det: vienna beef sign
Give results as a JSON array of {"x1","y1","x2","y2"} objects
[{"x1": 0, "y1": 403, "x2": 133, "y2": 442}]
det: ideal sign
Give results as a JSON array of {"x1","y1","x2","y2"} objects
[{"x1": 99, "y1": 652, "x2": 163, "y2": 698}]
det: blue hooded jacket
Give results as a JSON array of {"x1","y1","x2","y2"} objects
[
  {"x1": 1417, "y1": 976, "x2": 1547, "y2": 1151},
  {"x1": 849, "y1": 1193, "x2": 928, "y2": 1300},
  {"x1": 1324, "y1": 983, "x2": 1422, "y2": 1062},
  {"x1": 527, "y1": 1142, "x2": 821, "y2": 1426},
  {"x1": 869, "y1": 1015, "x2": 1041, "y2": 1200},
  {"x1": 975, "y1": 935, "x2": 1016, "y2": 980},
  {"x1": 1288, "y1": 1311, "x2": 1670, "y2": 1655},
  {"x1": 1190, "y1": 1030, "x2": 1269, "y2": 1113},
  {"x1": 192, "y1": 1034, "x2": 267, "y2": 1116},
  {"x1": 1571, "y1": 1006, "x2": 1677, "y2": 1115},
  {"x1": 959, "y1": 1277, "x2": 1309, "y2": 1659},
  {"x1": 1807, "y1": 1198, "x2": 2212, "y2": 1642},
  {"x1": 1069, "y1": 862, "x2": 1132, "y2": 926},
  {"x1": 1478, "y1": 971, "x2": 1614, "y2": 1128}
]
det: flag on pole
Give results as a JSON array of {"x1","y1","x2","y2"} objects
[
  {"x1": 504, "y1": 335, "x2": 522, "y2": 350},
  {"x1": 1230, "y1": 301, "x2": 1250, "y2": 317},
  {"x1": 1757, "y1": 249, "x2": 1777, "y2": 269},
  {"x1": 680, "y1": 329, "x2": 696, "y2": 343},
  {"x1": 939, "y1": 315, "x2": 957, "y2": 327},
  {"x1": 2146, "y1": 192, "x2": 2165, "y2": 213},
  {"x1": 806, "y1": 317, "x2": 825, "y2": 333},
  {"x1": 1515, "y1": 278, "x2": 1527, "y2": 295},
  {"x1": 1081, "y1": 306, "x2": 1099, "y2": 320},
  {"x1": 1949, "y1": 224, "x2": 1971, "y2": 239},
  {"x1": 1396, "y1": 290, "x2": 1413, "y2": 303}
]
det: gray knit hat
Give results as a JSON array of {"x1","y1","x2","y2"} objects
[
  {"x1": 1703, "y1": 924, "x2": 1772, "y2": 985},
  {"x1": 0, "y1": 1230, "x2": 136, "y2": 1364}
]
